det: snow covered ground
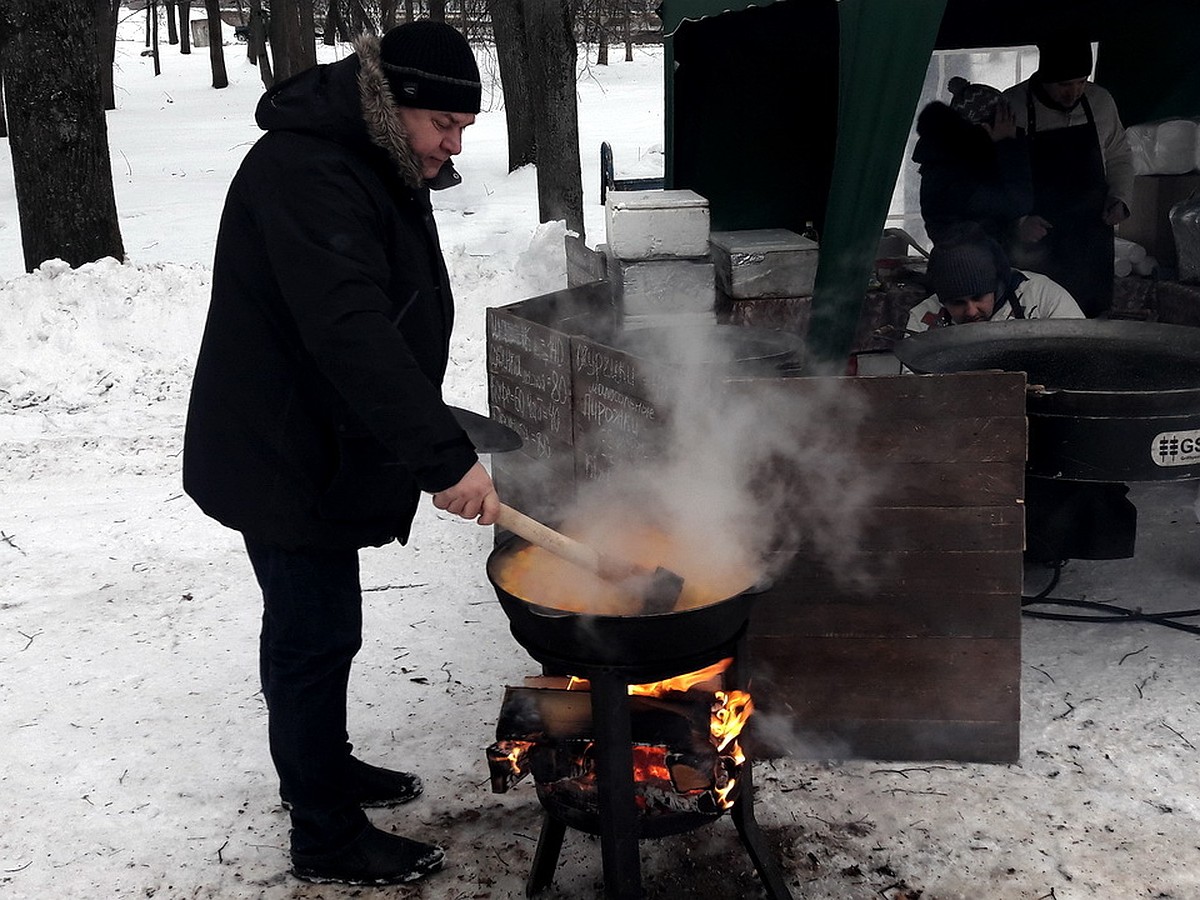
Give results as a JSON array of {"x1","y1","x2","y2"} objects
[{"x1": 2, "y1": 16, "x2": 1199, "y2": 900}]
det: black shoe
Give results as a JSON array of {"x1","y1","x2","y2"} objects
[
  {"x1": 347, "y1": 757, "x2": 424, "y2": 808},
  {"x1": 280, "y1": 757, "x2": 424, "y2": 811},
  {"x1": 291, "y1": 825, "x2": 445, "y2": 886}
]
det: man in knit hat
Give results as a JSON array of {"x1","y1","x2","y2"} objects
[
  {"x1": 906, "y1": 223, "x2": 1084, "y2": 332},
  {"x1": 1001, "y1": 34, "x2": 1134, "y2": 317},
  {"x1": 184, "y1": 21, "x2": 493, "y2": 886}
]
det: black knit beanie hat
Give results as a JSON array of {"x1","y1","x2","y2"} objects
[
  {"x1": 948, "y1": 76, "x2": 1003, "y2": 126},
  {"x1": 379, "y1": 21, "x2": 482, "y2": 114},
  {"x1": 1036, "y1": 38, "x2": 1093, "y2": 83},
  {"x1": 928, "y1": 237, "x2": 999, "y2": 302}
]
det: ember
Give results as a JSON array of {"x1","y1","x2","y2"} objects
[{"x1": 486, "y1": 658, "x2": 752, "y2": 816}]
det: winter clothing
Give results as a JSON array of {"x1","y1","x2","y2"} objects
[
  {"x1": 927, "y1": 237, "x2": 999, "y2": 302},
  {"x1": 182, "y1": 22, "x2": 481, "y2": 879},
  {"x1": 906, "y1": 269, "x2": 1085, "y2": 332},
  {"x1": 379, "y1": 20, "x2": 481, "y2": 113},
  {"x1": 948, "y1": 76, "x2": 1003, "y2": 126},
  {"x1": 1002, "y1": 76, "x2": 1133, "y2": 316},
  {"x1": 184, "y1": 32, "x2": 478, "y2": 551},
  {"x1": 1035, "y1": 37, "x2": 1093, "y2": 84},
  {"x1": 912, "y1": 100, "x2": 1034, "y2": 246}
]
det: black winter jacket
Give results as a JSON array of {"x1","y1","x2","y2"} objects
[
  {"x1": 183, "y1": 36, "x2": 477, "y2": 550},
  {"x1": 912, "y1": 101, "x2": 1034, "y2": 247}
]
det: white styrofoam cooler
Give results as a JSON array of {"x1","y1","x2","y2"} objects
[
  {"x1": 604, "y1": 189, "x2": 711, "y2": 260},
  {"x1": 710, "y1": 228, "x2": 819, "y2": 299},
  {"x1": 603, "y1": 246, "x2": 715, "y2": 315}
]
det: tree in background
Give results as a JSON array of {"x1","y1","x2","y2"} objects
[
  {"x1": 264, "y1": 0, "x2": 317, "y2": 83},
  {"x1": 204, "y1": 0, "x2": 229, "y2": 88},
  {"x1": 177, "y1": 0, "x2": 192, "y2": 54},
  {"x1": 487, "y1": 0, "x2": 535, "y2": 172},
  {"x1": 164, "y1": 0, "x2": 179, "y2": 43},
  {"x1": 0, "y1": 0, "x2": 125, "y2": 271},
  {"x1": 520, "y1": 0, "x2": 583, "y2": 238},
  {"x1": 95, "y1": 0, "x2": 121, "y2": 108}
]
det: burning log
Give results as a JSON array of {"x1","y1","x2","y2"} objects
[{"x1": 494, "y1": 685, "x2": 716, "y2": 751}]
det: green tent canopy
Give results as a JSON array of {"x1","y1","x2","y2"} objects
[{"x1": 656, "y1": 0, "x2": 1200, "y2": 363}]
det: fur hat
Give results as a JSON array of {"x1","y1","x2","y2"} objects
[
  {"x1": 947, "y1": 76, "x2": 1003, "y2": 126},
  {"x1": 928, "y1": 234, "x2": 1000, "y2": 302},
  {"x1": 379, "y1": 21, "x2": 481, "y2": 114},
  {"x1": 1036, "y1": 38, "x2": 1093, "y2": 83}
]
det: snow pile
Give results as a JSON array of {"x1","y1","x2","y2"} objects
[{"x1": 0, "y1": 257, "x2": 209, "y2": 415}]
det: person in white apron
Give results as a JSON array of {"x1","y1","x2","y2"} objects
[{"x1": 1002, "y1": 37, "x2": 1135, "y2": 318}]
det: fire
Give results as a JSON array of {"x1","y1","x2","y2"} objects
[
  {"x1": 631, "y1": 745, "x2": 673, "y2": 782},
  {"x1": 628, "y1": 658, "x2": 729, "y2": 696},
  {"x1": 488, "y1": 660, "x2": 754, "y2": 813}
]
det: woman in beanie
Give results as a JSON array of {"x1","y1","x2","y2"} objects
[
  {"x1": 911, "y1": 76, "x2": 1035, "y2": 247},
  {"x1": 905, "y1": 222, "x2": 1084, "y2": 332},
  {"x1": 1001, "y1": 35, "x2": 1134, "y2": 317},
  {"x1": 184, "y1": 21, "x2": 492, "y2": 886}
]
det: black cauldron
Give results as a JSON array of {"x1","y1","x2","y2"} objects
[
  {"x1": 895, "y1": 320, "x2": 1200, "y2": 481},
  {"x1": 486, "y1": 534, "x2": 760, "y2": 679}
]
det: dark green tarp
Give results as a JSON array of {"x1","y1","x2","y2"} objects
[{"x1": 657, "y1": 0, "x2": 1200, "y2": 364}]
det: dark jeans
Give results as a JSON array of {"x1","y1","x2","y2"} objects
[{"x1": 244, "y1": 538, "x2": 370, "y2": 854}]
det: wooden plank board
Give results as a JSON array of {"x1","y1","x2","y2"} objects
[
  {"x1": 878, "y1": 461, "x2": 1027, "y2": 507},
  {"x1": 745, "y1": 635, "x2": 1021, "y2": 721},
  {"x1": 747, "y1": 592, "x2": 1020, "y2": 639},
  {"x1": 759, "y1": 549, "x2": 1024, "y2": 596},
  {"x1": 729, "y1": 370, "x2": 1028, "y2": 418},
  {"x1": 746, "y1": 718, "x2": 1020, "y2": 763}
]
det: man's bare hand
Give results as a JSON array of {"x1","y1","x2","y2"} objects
[
  {"x1": 1103, "y1": 199, "x2": 1130, "y2": 227},
  {"x1": 432, "y1": 461, "x2": 500, "y2": 525},
  {"x1": 1017, "y1": 214, "x2": 1052, "y2": 244},
  {"x1": 982, "y1": 102, "x2": 1017, "y2": 142}
]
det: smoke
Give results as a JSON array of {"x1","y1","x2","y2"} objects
[{"x1": 559, "y1": 318, "x2": 888, "y2": 595}]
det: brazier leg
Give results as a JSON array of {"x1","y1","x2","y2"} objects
[
  {"x1": 591, "y1": 672, "x2": 643, "y2": 899},
  {"x1": 526, "y1": 811, "x2": 566, "y2": 897},
  {"x1": 731, "y1": 763, "x2": 794, "y2": 900}
]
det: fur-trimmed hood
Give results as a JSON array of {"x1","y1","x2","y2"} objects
[{"x1": 253, "y1": 35, "x2": 460, "y2": 191}]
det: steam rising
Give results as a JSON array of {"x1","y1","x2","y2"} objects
[{"x1": 560, "y1": 316, "x2": 886, "y2": 597}]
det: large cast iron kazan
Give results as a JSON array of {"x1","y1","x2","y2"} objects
[
  {"x1": 486, "y1": 534, "x2": 759, "y2": 677},
  {"x1": 895, "y1": 320, "x2": 1200, "y2": 481}
]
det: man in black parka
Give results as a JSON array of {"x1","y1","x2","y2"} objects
[{"x1": 183, "y1": 21, "x2": 498, "y2": 886}]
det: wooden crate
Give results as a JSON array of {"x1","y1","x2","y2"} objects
[{"x1": 487, "y1": 289, "x2": 1026, "y2": 763}]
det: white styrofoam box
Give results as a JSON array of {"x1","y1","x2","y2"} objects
[
  {"x1": 604, "y1": 189, "x2": 711, "y2": 260},
  {"x1": 605, "y1": 248, "x2": 715, "y2": 316},
  {"x1": 709, "y1": 229, "x2": 819, "y2": 299}
]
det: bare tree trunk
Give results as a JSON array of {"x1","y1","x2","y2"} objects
[
  {"x1": 248, "y1": 0, "x2": 273, "y2": 86},
  {"x1": 624, "y1": 0, "x2": 632, "y2": 62},
  {"x1": 323, "y1": 0, "x2": 340, "y2": 44},
  {"x1": 488, "y1": 0, "x2": 536, "y2": 172},
  {"x1": 428, "y1": 0, "x2": 446, "y2": 22},
  {"x1": 404, "y1": 0, "x2": 414, "y2": 24},
  {"x1": 1, "y1": 0, "x2": 125, "y2": 271},
  {"x1": 204, "y1": 0, "x2": 229, "y2": 88},
  {"x1": 165, "y1": 0, "x2": 179, "y2": 43},
  {"x1": 269, "y1": 0, "x2": 317, "y2": 81},
  {"x1": 94, "y1": 0, "x2": 120, "y2": 109},
  {"x1": 149, "y1": 0, "x2": 161, "y2": 75},
  {"x1": 346, "y1": 0, "x2": 375, "y2": 36},
  {"x1": 178, "y1": 0, "x2": 192, "y2": 54},
  {"x1": 523, "y1": 0, "x2": 583, "y2": 236},
  {"x1": 380, "y1": 0, "x2": 398, "y2": 30}
]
